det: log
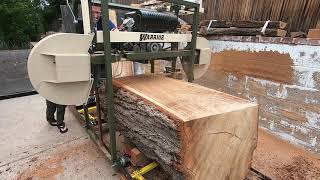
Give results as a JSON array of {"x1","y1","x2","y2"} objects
[
  {"x1": 200, "y1": 20, "x2": 288, "y2": 30},
  {"x1": 100, "y1": 75, "x2": 258, "y2": 179},
  {"x1": 290, "y1": 31, "x2": 307, "y2": 38},
  {"x1": 200, "y1": 27, "x2": 287, "y2": 37}
]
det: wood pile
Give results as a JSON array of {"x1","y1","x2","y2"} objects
[
  {"x1": 99, "y1": 75, "x2": 258, "y2": 179},
  {"x1": 200, "y1": 20, "x2": 287, "y2": 37},
  {"x1": 131, "y1": 0, "x2": 167, "y2": 11}
]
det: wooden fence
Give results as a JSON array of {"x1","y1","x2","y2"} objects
[
  {"x1": 116, "y1": 0, "x2": 320, "y2": 33},
  {"x1": 201, "y1": 0, "x2": 320, "y2": 33}
]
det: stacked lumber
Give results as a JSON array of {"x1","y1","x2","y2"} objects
[
  {"x1": 132, "y1": 0, "x2": 167, "y2": 11},
  {"x1": 308, "y1": 29, "x2": 320, "y2": 39},
  {"x1": 200, "y1": 20, "x2": 287, "y2": 37},
  {"x1": 100, "y1": 75, "x2": 258, "y2": 179}
]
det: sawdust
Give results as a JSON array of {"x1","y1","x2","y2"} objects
[
  {"x1": 275, "y1": 156, "x2": 320, "y2": 180},
  {"x1": 16, "y1": 141, "x2": 89, "y2": 180},
  {"x1": 252, "y1": 129, "x2": 320, "y2": 180}
]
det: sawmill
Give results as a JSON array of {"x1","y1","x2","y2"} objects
[
  {"x1": 26, "y1": 0, "x2": 258, "y2": 179},
  {"x1": 1, "y1": 0, "x2": 320, "y2": 179}
]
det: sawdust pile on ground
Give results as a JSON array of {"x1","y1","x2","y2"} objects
[
  {"x1": 275, "y1": 156, "x2": 320, "y2": 180},
  {"x1": 16, "y1": 140, "x2": 91, "y2": 180}
]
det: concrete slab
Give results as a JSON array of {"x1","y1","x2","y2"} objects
[
  {"x1": 0, "y1": 95, "x2": 118, "y2": 179},
  {"x1": 0, "y1": 94, "x2": 275, "y2": 180}
]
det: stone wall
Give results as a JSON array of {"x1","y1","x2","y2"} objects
[
  {"x1": 0, "y1": 49, "x2": 33, "y2": 96},
  {"x1": 195, "y1": 36, "x2": 320, "y2": 153}
]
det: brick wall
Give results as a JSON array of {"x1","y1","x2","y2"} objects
[{"x1": 195, "y1": 36, "x2": 320, "y2": 153}]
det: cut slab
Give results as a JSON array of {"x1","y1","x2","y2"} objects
[{"x1": 101, "y1": 75, "x2": 258, "y2": 179}]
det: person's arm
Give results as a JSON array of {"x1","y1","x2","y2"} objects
[{"x1": 96, "y1": 18, "x2": 116, "y2": 31}]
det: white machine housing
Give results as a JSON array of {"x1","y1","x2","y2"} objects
[{"x1": 27, "y1": 1, "x2": 211, "y2": 105}]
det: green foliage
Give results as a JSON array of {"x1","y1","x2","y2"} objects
[
  {"x1": 0, "y1": 0, "x2": 44, "y2": 48},
  {"x1": 42, "y1": 0, "x2": 61, "y2": 32},
  {"x1": 0, "y1": 0, "x2": 62, "y2": 49}
]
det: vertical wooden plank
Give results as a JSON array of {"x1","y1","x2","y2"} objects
[{"x1": 60, "y1": 5, "x2": 77, "y2": 33}]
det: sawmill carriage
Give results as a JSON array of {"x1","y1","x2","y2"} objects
[{"x1": 27, "y1": 0, "x2": 258, "y2": 179}]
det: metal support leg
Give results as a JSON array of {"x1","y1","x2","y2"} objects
[
  {"x1": 83, "y1": 104, "x2": 90, "y2": 128},
  {"x1": 95, "y1": 85, "x2": 104, "y2": 145},
  {"x1": 171, "y1": 42, "x2": 178, "y2": 74},
  {"x1": 187, "y1": 6, "x2": 199, "y2": 82},
  {"x1": 101, "y1": 0, "x2": 117, "y2": 163},
  {"x1": 93, "y1": 65, "x2": 105, "y2": 146},
  {"x1": 151, "y1": 60, "x2": 155, "y2": 73}
]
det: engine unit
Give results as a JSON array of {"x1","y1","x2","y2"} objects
[{"x1": 124, "y1": 10, "x2": 179, "y2": 33}]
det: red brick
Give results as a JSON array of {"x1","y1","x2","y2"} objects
[
  {"x1": 313, "y1": 72, "x2": 320, "y2": 90},
  {"x1": 231, "y1": 36, "x2": 242, "y2": 42},
  {"x1": 293, "y1": 38, "x2": 307, "y2": 45},
  {"x1": 269, "y1": 37, "x2": 282, "y2": 44},
  {"x1": 307, "y1": 39, "x2": 320, "y2": 46},
  {"x1": 259, "y1": 36, "x2": 272, "y2": 43},
  {"x1": 284, "y1": 85, "x2": 320, "y2": 106},
  {"x1": 241, "y1": 36, "x2": 251, "y2": 42},
  {"x1": 245, "y1": 77, "x2": 282, "y2": 97},
  {"x1": 280, "y1": 37, "x2": 294, "y2": 44}
]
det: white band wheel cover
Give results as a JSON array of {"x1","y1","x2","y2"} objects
[{"x1": 27, "y1": 33, "x2": 94, "y2": 105}]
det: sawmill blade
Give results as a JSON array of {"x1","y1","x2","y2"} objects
[{"x1": 180, "y1": 37, "x2": 211, "y2": 80}]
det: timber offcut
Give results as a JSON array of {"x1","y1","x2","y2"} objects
[{"x1": 100, "y1": 75, "x2": 259, "y2": 180}]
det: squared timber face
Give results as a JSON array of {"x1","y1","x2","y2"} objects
[
  {"x1": 182, "y1": 106, "x2": 258, "y2": 180},
  {"x1": 113, "y1": 75, "x2": 258, "y2": 122}
]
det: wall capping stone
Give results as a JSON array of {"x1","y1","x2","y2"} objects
[{"x1": 206, "y1": 35, "x2": 320, "y2": 46}]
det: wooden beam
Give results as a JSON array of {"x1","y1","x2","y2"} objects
[
  {"x1": 130, "y1": 147, "x2": 150, "y2": 166},
  {"x1": 99, "y1": 75, "x2": 258, "y2": 179},
  {"x1": 200, "y1": 20, "x2": 288, "y2": 30},
  {"x1": 290, "y1": 31, "x2": 307, "y2": 38},
  {"x1": 317, "y1": 20, "x2": 320, "y2": 29},
  {"x1": 308, "y1": 29, "x2": 320, "y2": 39},
  {"x1": 60, "y1": 5, "x2": 77, "y2": 33}
]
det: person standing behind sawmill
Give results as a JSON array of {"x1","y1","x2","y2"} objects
[
  {"x1": 45, "y1": 0, "x2": 70, "y2": 133},
  {"x1": 46, "y1": 101, "x2": 68, "y2": 133},
  {"x1": 45, "y1": 4, "x2": 117, "y2": 134}
]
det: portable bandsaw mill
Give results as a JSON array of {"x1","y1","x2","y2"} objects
[{"x1": 27, "y1": 0, "x2": 211, "y2": 178}]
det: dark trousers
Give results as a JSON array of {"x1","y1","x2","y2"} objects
[{"x1": 46, "y1": 100, "x2": 67, "y2": 125}]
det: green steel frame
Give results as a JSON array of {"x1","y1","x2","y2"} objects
[{"x1": 83, "y1": 0, "x2": 200, "y2": 169}]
